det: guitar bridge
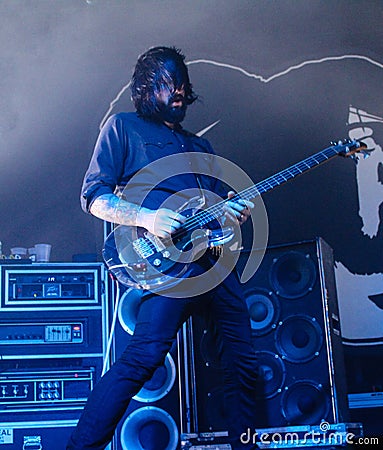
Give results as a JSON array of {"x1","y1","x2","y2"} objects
[
  {"x1": 132, "y1": 237, "x2": 155, "y2": 259},
  {"x1": 132, "y1": 232, "x2": 166, "y2": 259}
]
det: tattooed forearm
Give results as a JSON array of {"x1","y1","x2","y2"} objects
[{"x1": 89, "y1": 194, "x2": 140, "y2": 226}]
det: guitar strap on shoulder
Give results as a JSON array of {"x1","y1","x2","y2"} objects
[{"x1": 177, "y1": 131, "x2": 207, "y2": 199}]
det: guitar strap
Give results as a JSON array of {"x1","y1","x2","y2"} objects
[
  {"x1": 178, "y1": 132, "x2": 225, "y2": 257},
  {"x1": 176, "y1": 131, "x2": 207, "y2": 202}
]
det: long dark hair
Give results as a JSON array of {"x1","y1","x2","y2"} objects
[{"x1": 131, "y1": 46, "x2": 198, "y2": 118}]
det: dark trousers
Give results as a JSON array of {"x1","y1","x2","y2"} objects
[{"x1": 67, "y1": 269, "x2": 258, "y2": 450}]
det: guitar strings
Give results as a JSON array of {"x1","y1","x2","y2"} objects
[
  {"x1": 159, "y1": 141, "x2": 360, "y2": 244},
  {"x1": 175, "y1": 144, "x2": 340, "y2": 235},
  {"x1": 123, "y1": 141, "x2": 359, "y2": 259}
]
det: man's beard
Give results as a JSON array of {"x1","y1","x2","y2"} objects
[{"x1": 156, "y1": 94, "x2": 187, "y2": 124}]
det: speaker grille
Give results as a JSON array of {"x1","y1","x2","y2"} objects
[
  {"x1": 254, "y1": 351, "x2": 286, "y2": 399},
  {"x1": 133, "y1": 354, "x2": 176, "y2": 403},
  {"x1": 118, "y1": 288, "x2": 143, "y2": 335},
  {"x1": 245, "y1": 288, "x2": 280, "y2": 336},
  {"x1": 281, "y1": 380, "x2": 330, "y2": 425},
  {"x1": 120, "y1": 406, "x2": 178, "y2": 450},
  {"x1": 270, "y1": 251, "x2": 317, "y2": 299},
  {"x1": 275, "y1": 314, "x2": 323, "y2": 363}
]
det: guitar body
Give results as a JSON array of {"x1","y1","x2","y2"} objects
[{"x1": 103, "y1": 207, "x2": 235, "y2": 290}]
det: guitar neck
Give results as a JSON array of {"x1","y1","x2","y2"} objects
[
  {"x1": 239, "y1": 144, "x2": 341, "y2": 201},
  {"x1": 183, "y1": 143, "x2": 348, "y2": 231}
]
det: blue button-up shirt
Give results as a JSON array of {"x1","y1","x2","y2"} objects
[{"x1": 81, "y1": 112, "x2": 225, "y2": 214}]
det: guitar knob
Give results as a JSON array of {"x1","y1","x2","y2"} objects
[
  {"x1": 153, "y1": 258, "x2": 162, "y2": 267},
  {"x1": 162, "y1": 251, "x2": 170, "y2": 259},
  {"x1": 132, "y1": 263, "x2": 147, "y2": 272}
]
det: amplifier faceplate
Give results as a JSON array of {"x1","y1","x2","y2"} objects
[
  {"x1": 0, "y1": 263, "x2": 107, "y2": 356},
  {"x1": 0, "y1": 368, "x2": 94, "y2": 411},
  {"x1": 0, "y1": 323, "x2": 83, "y2": 345},
  {"x1": 0, "y1": 263, "x2": 104, "y2": 310}
]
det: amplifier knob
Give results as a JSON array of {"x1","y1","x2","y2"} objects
[
  {"x1": 39, "y1": 393, "x2": 46, "y2": 399},
  {"x1": 39, "y1": 382, "x2": 45, "y2": 389}
]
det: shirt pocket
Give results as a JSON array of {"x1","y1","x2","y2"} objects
[{"x1": 144, "y1": 140, "x2": 174, "y2": 149}]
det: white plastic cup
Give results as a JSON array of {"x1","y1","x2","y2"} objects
[
  {"x1": 34, "y1": 244, "x2": 52, "y2": 262},
  {"x1": 10, "y1": 247, "x2": 27, "y2": 258}
]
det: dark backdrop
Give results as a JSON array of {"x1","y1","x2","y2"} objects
[{"x1": 1, "y1": 0, "x2": 382, "y2": 351}]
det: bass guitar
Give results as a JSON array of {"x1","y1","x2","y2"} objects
[{"x1": 103, "y1": 139, "x2": 368, "y2": 290}]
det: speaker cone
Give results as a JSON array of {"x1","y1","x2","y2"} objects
[
  {"x1": 245, "y1": 289, "x2": 280, "y2": 336},
  {"x1": 270, "y1": 251, "x2": 316, "y2": 299},
  {"x1": 275, "y1": 315, "x2": 323, "y2": 363},
  {"x1": 254, "y1": 351, "x2": 286, "y2": 399},
  {"x1": 120, "y1": 406, "x2": 178, "y2": 450},
  {"x1": 281, "y1": 380, "x2": 330, "y2": 425},
  {"x1": 118, "y1": 288, "x2": 143, "y2": 335},
  {"x1": 133, "y1": 353, "x2": 176, "y2": 403}
]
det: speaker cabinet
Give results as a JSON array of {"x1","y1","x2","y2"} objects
[
  {"x1": 108, "y1": 286, "x2": 182, "y2": 450},
  {"x1": 0, "y1": 262, "x2": 108, "y2": 445},
  {"x1": 193, "y1": 238, "x2": 349, "y2": 430}
]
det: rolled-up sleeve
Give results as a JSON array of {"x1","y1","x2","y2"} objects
[{"x1": 81, "y1": 115, "x2": 127, "y2": 213}]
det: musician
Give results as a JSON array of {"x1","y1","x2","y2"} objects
[{"x1": 67, "y1": 46, "x2": 258, "y2": 450}]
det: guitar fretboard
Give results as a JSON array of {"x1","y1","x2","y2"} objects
[{"x1": 236, "y1": 145, "x2": 340, "y2": 200}]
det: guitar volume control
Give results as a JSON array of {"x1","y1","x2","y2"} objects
[{"x1": 153, "y1": 258, "x2": 162, "y2": 267}]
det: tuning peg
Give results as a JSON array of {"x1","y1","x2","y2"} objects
[
  {"x1": 331, "y1": 138, "x2": 353, "y2": 146},
  {"x1": 361, "y1": 148, "x2": 373, "y2": 159}
]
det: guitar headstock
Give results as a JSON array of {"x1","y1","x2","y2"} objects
[{"x1": 332, "y1": 138, "x2": 371, "y2": 160}]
